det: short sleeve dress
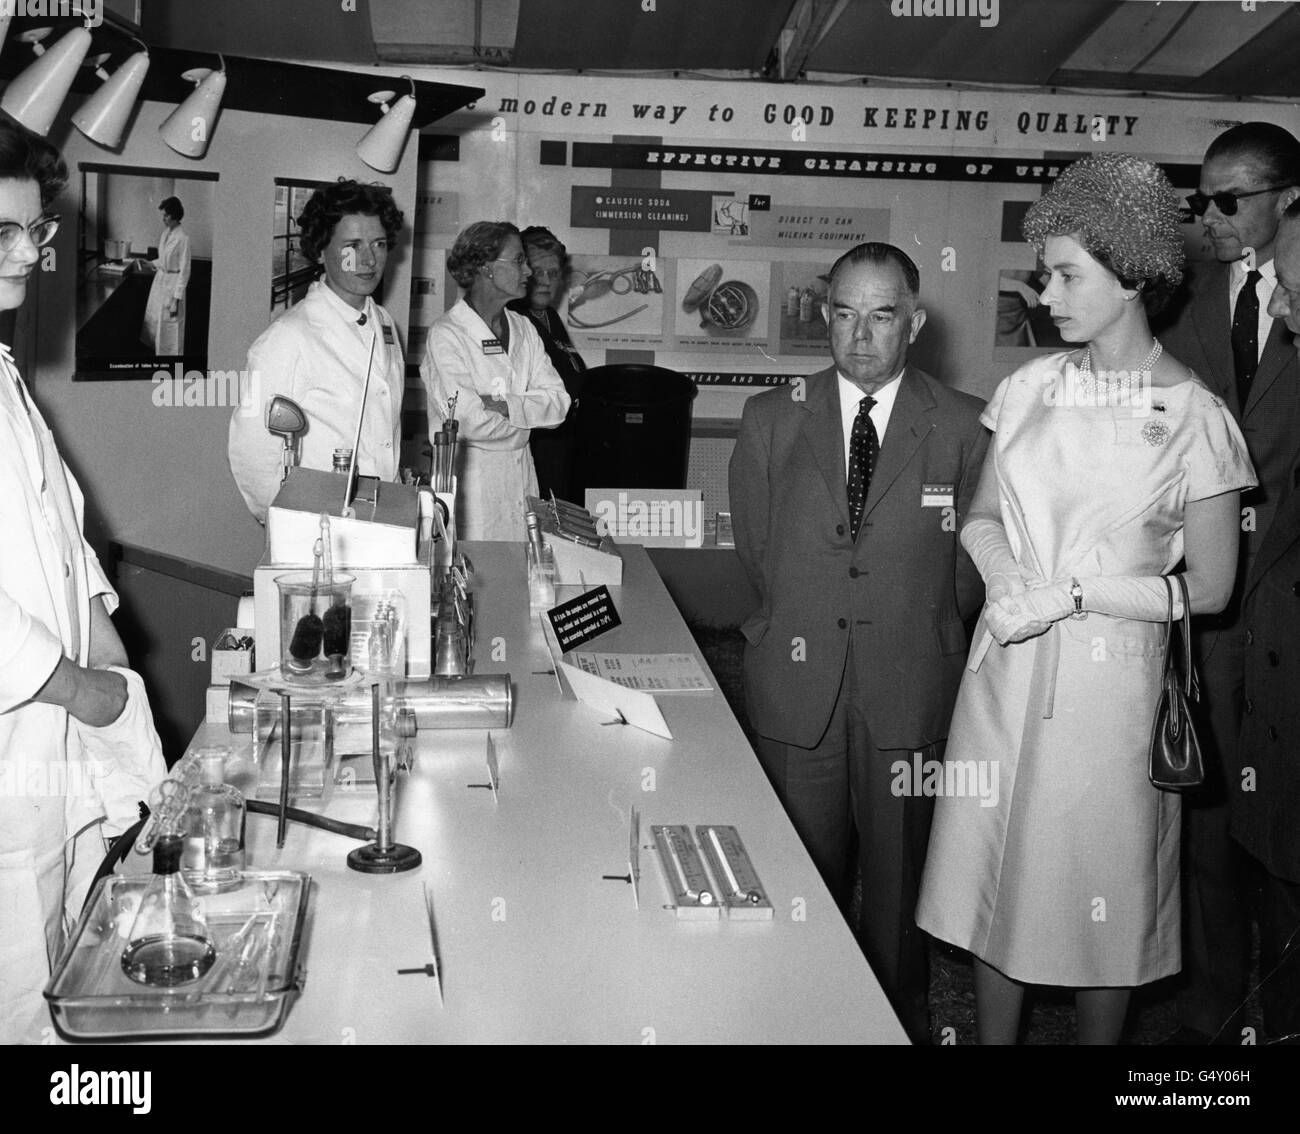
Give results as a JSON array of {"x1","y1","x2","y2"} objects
[{"x1": 915, "y1": 352, "x2": 1256, "y2": 987}]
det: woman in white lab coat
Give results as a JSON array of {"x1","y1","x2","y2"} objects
[
  {"x1": 139, "y1": 195, "x2": 190, "y2": 355},
  {"x1": 0, "y1": 122, "x2": 165, "y2": 1041},
  {"x1": 227, "y1": 180, "x2": 406, "y2": 522},
  {"x1": 422, "y1": 222, "x2": 570, "y2": 540}
]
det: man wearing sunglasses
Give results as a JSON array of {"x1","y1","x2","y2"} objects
[
  {"x1": 1232, "y1": 201, "x2": 1300, "y2": 1043},
  {"x1": 1157, "y1": 121, "x2": 1300, "y2": 1045}
]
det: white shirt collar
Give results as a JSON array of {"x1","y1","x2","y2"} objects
[
  {"x1": 1231, "y1": 257, "x2": 1276, "y2": 287},
  {"x1": 837, "y1": 368, "x2": 903, "y2": 414},
  {"x1": 313, "y1": 279, "x2": 374, "y2": 326}
]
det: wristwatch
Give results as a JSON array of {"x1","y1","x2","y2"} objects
[{"x1": 1069, "y1": 577, "x2": 1087, "y2": 620}]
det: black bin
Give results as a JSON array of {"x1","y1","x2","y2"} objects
[{"x1": 573, "y1": 364, "x2": 697, "y2": 493}]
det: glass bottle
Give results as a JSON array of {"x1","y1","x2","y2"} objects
[
  {"x1": 181, "y1": 750, "x2": 245, "y2": 893},
  {"x1": 525, "y1": 511, "x2": 556, "y2": 610},
  {"x1": 121, "y1": 834, "x2": 217, "y2": 987}
]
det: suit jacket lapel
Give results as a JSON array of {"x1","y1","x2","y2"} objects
[
  {"x1": 1246, "y1": 447, "x2": 1300, "y2": 597},
  {"x1": 1189, "y1": 263, "x2": 1235, "y2": 408},
  {"x1": 798, "y1": 368, "x2": 851, "y2": 526},
  {"x1": 863, "y1": 368, "x2": 935, "y2": 521},
  {"x1": 1243, "y1": 318, "x2": 1294, "y2": 416}
]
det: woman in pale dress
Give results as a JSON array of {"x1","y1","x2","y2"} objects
[
  {"x1": 421, "y1": 221, "x2": 570, "y2": 540},
  {"x1": 916, "y1": 153, "x2": 1256, "y2": 1043},
  {"x1": 139, "y1": 195, "x2": 189, "y2": 354}
]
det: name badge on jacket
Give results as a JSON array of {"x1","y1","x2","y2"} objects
[
  {"x1": 381, "y1": 322, "x2": 396, "y2": 346},
  {"x1": 481, "y1": 338, "x2": 504, "y2": 355},
  {"x1": 922, "y1": 483, "x2": 954, "y2": 507}
]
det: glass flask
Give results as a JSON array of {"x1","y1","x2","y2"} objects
[
  {"x1": 121, "y1": 834, "x2": 217, "y2": 987},
  {"x1": 181, "y1": 750, "x2": 246, "y2": 893}
]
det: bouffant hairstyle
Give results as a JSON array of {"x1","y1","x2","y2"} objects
[
  {"x1": 159, "y1": 196, "x2": 184, "y2": 222},
  {"x1": 1023, "y1": 152, "x2": 1184, "y2": 317},
  {"x1": 447, "y1": 221, "x2": 521, "y2": 289},
  {"x1": 0, "y1": 119, "x2": 67, "y2": 210},
  {"x1": 297, "y1": 179, "x2": 404, "y2": 263}
]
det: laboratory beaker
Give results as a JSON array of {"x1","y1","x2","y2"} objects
[{"x1": 275, "y1": 571, "x2": 355, "y2": 680}]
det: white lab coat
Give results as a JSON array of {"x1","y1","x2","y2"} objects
[
  {"x1": 421, "y1": 299, "x2": 570, "y2": 540},
  {"x1": 0, "y1": 346, "x2": 165, "y2": 1042},
  {"x1": 228, "y1": 281, "x2": 405, "y2": 523},
  {"x1": 140, "y1": 225, "x2": 190, "y2": 355}
]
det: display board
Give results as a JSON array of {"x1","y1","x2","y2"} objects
[{"x1": 402, "y1": 69, "x2": 1290, "y2": 411}]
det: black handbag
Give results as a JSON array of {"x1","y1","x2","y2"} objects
[{"x1": 1149, "y1": 574, "x2": 1205, "y2": 791}]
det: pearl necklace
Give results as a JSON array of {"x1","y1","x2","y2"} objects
[{"x1": 1075, "y1": 338, "x2": 1163, "y2": 397}]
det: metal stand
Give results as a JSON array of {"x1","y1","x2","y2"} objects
[{"x1": 348, "y1": 683, "x2": 422, "y2": 874}]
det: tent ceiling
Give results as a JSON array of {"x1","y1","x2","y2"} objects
[{"x1": 136, "y1": 1, "x2": 1300, "y2": 99}]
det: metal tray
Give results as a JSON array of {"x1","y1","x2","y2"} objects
[{"x1": 45, "y1": 871, "x2": 310, "y2": 1041}]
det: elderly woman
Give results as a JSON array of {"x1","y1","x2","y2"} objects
[
  {"x1": 422, "y1": 221, "x2": 570, "y2": 540},
  {"x1": 916, "y1": 153, "x2": 1257, "y2": 1044},
  {"x1": 506, "y1": 226, "x2": 587, "y2": 501},
  {"x1": 139, "y1": 195, "x2": 190, "y2": 354},
  {"x1": 228, "y1": 179, "x2": 406, "y2": 522}
]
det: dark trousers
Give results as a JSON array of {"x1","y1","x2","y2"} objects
[
  {"x1": 1246, "y1": 856, "x2": 1300, "y2": 1043},
  {"x1": 750, "y1": 654, "x2": 936, "y2": 1043},
  {"x1": 1180, "y1": 627, "x2": 1251, "y2": 1036}
]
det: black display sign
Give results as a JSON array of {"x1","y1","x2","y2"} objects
[{"x1": 547, "y1": 586, "x2": 622, "y2": 653}]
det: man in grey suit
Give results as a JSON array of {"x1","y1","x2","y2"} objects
[
  {"x1": 729, "y1": 243, "x2": 987, "y2": 1042},
  {"x1": 1234, "y1": 202, "x2": 1300, "y2": 1042},
  {"x1": 1156, "y1": 122, "x2": 1300, "y2": 1043}
]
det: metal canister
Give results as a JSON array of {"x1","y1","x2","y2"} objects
[
  {"x1": 228, "y1": 675, "x2": 513, "y2": 734},
  {"x1": 332, "y1": 448, "x2": 354, "y2": 474}
]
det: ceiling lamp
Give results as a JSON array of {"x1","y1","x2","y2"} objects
[
  {"x1": 72, "y1": 39, "x2": 150, "y2": 148},
  {"x1": 1, "y1": 24, "x2": 95, "y2": 136},
  {"x1": 159, "y1": 55, "x2": 227, "y2": 158},
  {"x1": 356, "y1": 76, "x2": 416, "y2": 174}
]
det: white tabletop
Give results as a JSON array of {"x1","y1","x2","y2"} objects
[{"x1": 159, "y1": 542, "x2": 906, "y2": 1044}]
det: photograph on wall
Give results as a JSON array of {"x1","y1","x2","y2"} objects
[
  {"x1": 994, "y1": 266, "x2": 1065, "y2": 349},
  {"x1": 673, "y1": 258, "x2": 771, "y2": 348},
  {"x1": 712, "y1": 195, "x2": 750, "y2": 237},
  {"x1": 75, "y1": 165, "x2": 217, "y2": 380},
  {"x1": 775, "y1": 260, "x2": 835, "y2": 355},
  {"x1": 561, "y1": 253, "x2": 667, "y2": 343},
  {"x1": 269, "y1": 177, "x2": 333, "y2": 316}
]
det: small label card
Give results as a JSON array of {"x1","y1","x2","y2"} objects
[
  {"x1": 571, "y1": 652, "x2": 713, "y2": 694},
  {"x1": 547, "y1": 585, "x2": 622, "y2": 652}
]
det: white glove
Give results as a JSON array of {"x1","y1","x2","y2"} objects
[
  {"x1": 986, "y1": 574, "x2": 1181, "y2": 646},
  {"x1": 986, "y1": 580, "x2": 1071, "y2": 644},
  {"x1": 962, "y1": 516, "x2": 1037, "y2": 603},
  {"x1": 1073, "y1": 574, "x2": 1181, "y2": 621}
]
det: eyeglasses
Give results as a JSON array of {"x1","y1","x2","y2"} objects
[
  {"x1": 530, "y1": 268, "x2": 561, "y2": 281},
  {"x1": 0, "y1": 215, "x2": 59, "y2": 252},
  {"x1": 1186, "y1": 186, "x2": 1290, "y2": 217},
  {"x1": 493, "y1": 255, "x2": 528, "y2": 268}
]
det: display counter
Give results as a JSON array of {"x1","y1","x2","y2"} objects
[{"x1": 47, "y1": 542, "x2": 906, "y2": 1044}]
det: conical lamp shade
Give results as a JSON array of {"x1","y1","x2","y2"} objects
[
  {"x1": 1, "y1": 27, "x2": 94, "y2": 136},
  {"x1": 159, "y1": 68, "x2": 227, "y2": 158},
  {"x1": 356, "y1": 93, "x2": 416, "y2": 173},
  {"x1": 72, "y1": 50, "x2": 150, "y2": 147}
]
